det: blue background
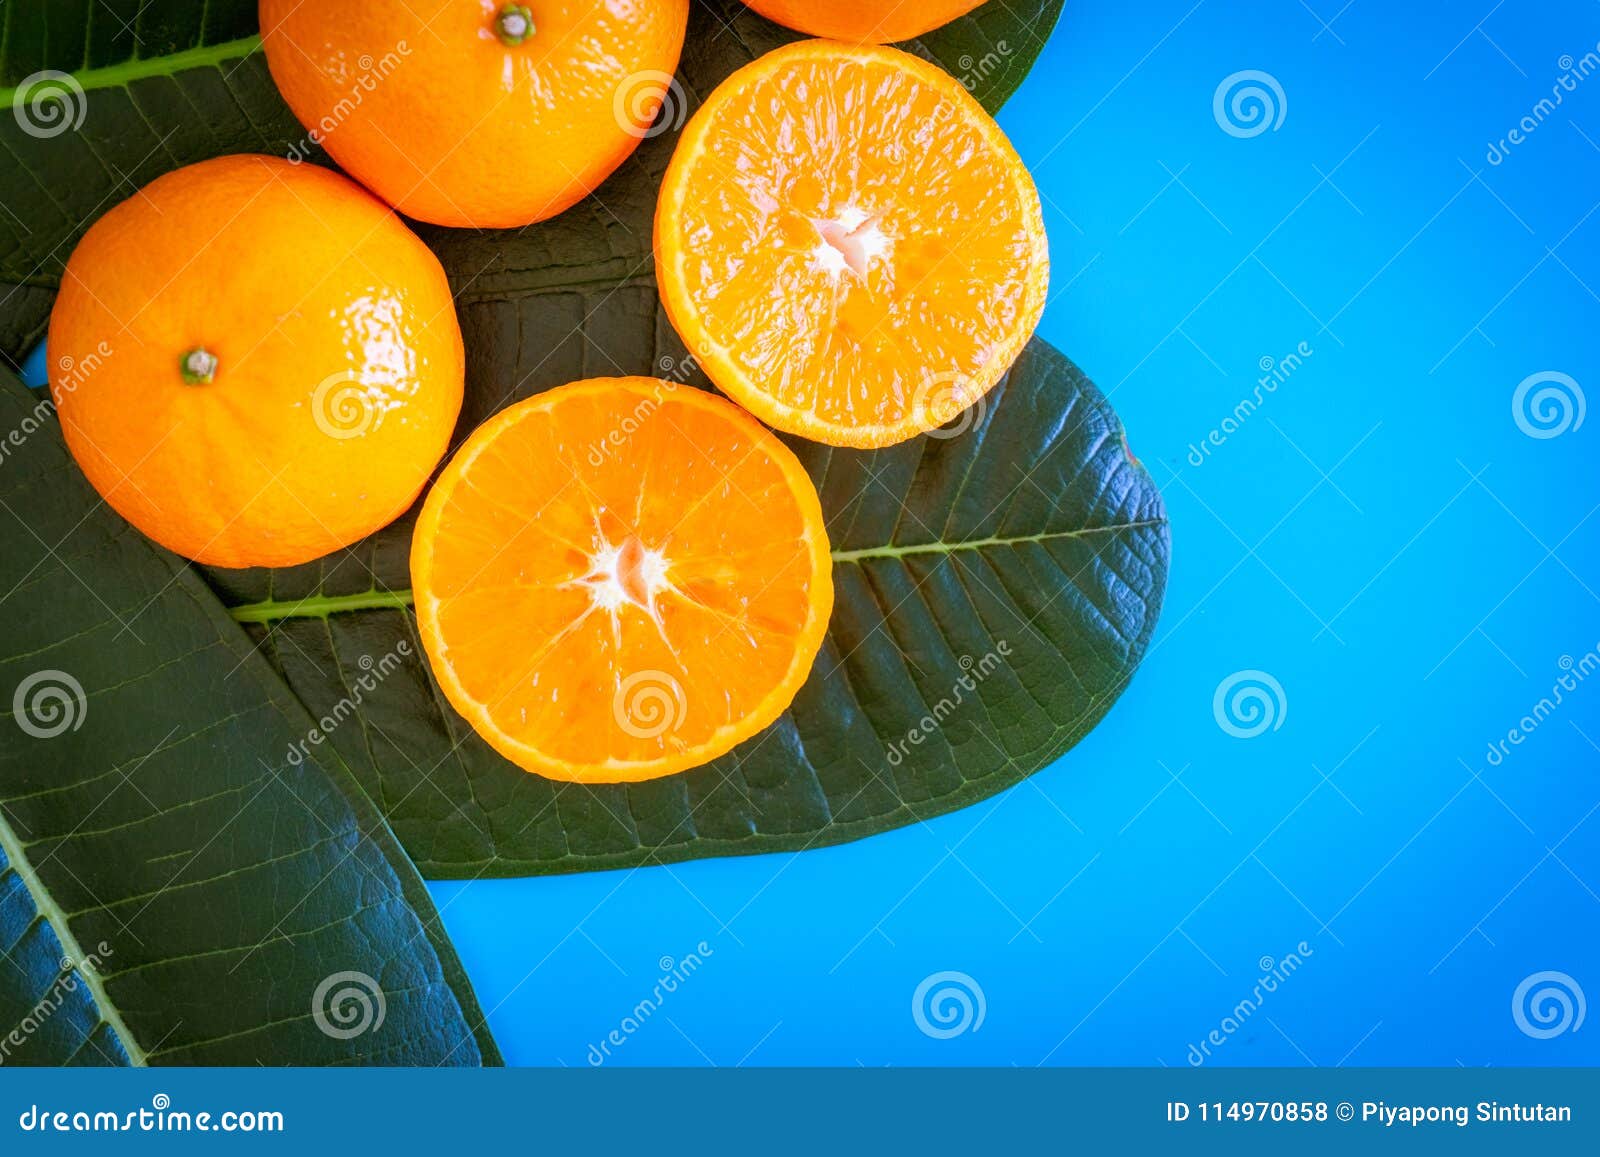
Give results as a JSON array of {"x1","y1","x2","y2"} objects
[{"x1": 417, "y1": 0, "x2": 1600, "y2": 1067}]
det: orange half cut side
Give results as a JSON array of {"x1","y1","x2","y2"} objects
[
  {"x1": 411, "y1": 377, "x2": 834, "y2": 783},
  {"x1": 655, "y1": 40, "x2": 1049, "y2": 448}
]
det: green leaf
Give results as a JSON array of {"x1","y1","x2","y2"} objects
[
  {"x1": 0, "y1": 372, "x2": 501, "y2": 1064},
  {"x1": 0, "y1": 0, "x2": 1153, "y2": 886},
  {"x1": 0, "y1": 1, "x2": 259, "y2": 86},
  {"x1": 218, "y1": 340, "x2": 1169, "y2": 877},
  {"x1": 0, "y1": 0, "x2": 1064, "y2": 367}
]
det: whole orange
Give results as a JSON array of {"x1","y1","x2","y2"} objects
[
  {"x1": 48, "y1": 154, "x2": 464, "y2": 570},
  {"x1": 260, "y1": 0, "x2": 690, "y2": 228},
  {"x1": 739, "y1": 0, "x2": 985, "y2": 42}
]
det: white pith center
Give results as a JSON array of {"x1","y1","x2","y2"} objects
[
  {"x1": 575, "y1": 537, "x2": 673, "y2": 622},
  {"x1": 811, "y1": 207, "x2": 891, "y2": 279}
]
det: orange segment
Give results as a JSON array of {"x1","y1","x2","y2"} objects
[
  {"x1": 411, "y1": 378, "x2": 833, "y2": 783},
  {"x1": 654, "y1": 40, "x2": 1048, "y2": 448}
]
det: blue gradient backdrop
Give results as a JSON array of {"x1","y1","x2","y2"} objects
[{"x1": 426, "y1": 0, "x2": 1600, "y2": 1066}]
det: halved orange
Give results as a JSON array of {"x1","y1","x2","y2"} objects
[
  {"x1": 411, "y1": 377, "x2": 833, "y2": 783},
  {"x1": 655, "y1": 40, "x2": 1049, "y2": 449}
]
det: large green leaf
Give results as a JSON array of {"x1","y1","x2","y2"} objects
[
  {"x1": 218, "y1": 340, "x2": 1169, "y2": 877},
  {"x1": 0, "y1": 372, "x2": 500, "y2": 1064},
  {"x1": 0, "y1": 0, "x2": 1158, "y2": 882},
  {"x1": 0, "y1": 0, "x2": 1065, "y2": 367}
]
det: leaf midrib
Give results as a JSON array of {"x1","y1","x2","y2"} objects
[
  {"x1": 0, "y1": 802, "x2": 145, "y2": 1064},
  {"x1": 229, "y1": 587, "x2": 415, "y2": 623},
  {"x1": 828, "y1": 521, "x2": 1163, "y2": 562},
  {"x1": 223, "y1": 520, "x2": 1164, "y2": 624},
  {"x1": 0, "y1": 36, "x2": 263, "y2": 101}
]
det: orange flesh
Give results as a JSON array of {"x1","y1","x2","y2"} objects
[
  {"x1": 411, "y1": 378, "x2": 833, "y2": 782},
  {"x1": 655, "y1": 40, "x2": 1048, "y2": 448}
]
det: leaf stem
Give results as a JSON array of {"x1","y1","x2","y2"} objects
[
  {"x1": 829, "y1": 521, "x2": 1165, "y2": 564},
  {"x1": 222, "y1": 522, "x2": 1164, "y2": 623},
  {"x1": 0, "y1": 36, "x2": 263, "y2": 101},
  {"x1": 228, "y1": 588, "x2": 414, "y2": 623}
]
